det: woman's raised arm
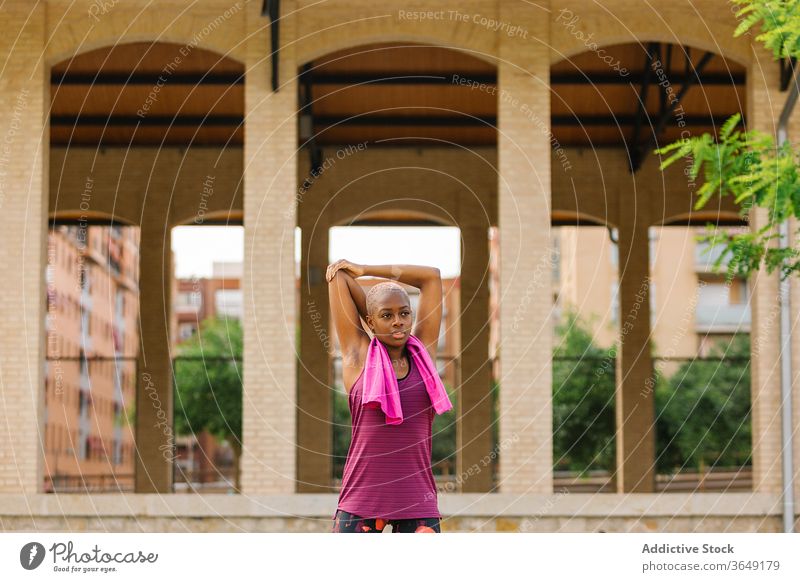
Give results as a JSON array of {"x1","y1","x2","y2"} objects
[{"x1": 327, "y1": 270, "x2": 370, "y2": 357}]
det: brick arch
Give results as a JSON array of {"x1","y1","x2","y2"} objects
[
  {"x1": 297, "y1": 32, "x2": 498, "y2": 69},
  {"x1": 657, "y1": 210, "x2": 745, "y2": 227},
  {"x1": 550, "y1": 18, "x2": 751, "y2": 67},
  {"x1": 44, "y1": 0, "x2": 246, "y2": 67},
  {"x1": 172, "y1": 209, "x2": 244, "y2": 228},
  {"x1": 48, "y1": 210, "x2": 138, "y2": 227},
  {"x1": 330, "y1": 208, "x2": 459, "y2": 227},
  {"x1": 310, "y1": 167, "x2": 476, "y2": 227},
  {"x1": 46, "y1": 36, "x2": 244, "y2": 70},
  {"x1": 329, "y1": 205, "x2": 457, "y2": 229},
  {"x1": 552, "y1": 209, "x2": 616, "y2": 229}
]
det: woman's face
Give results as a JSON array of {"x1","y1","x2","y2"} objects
[{"x1": 367, "y1": 291, "x2": 412, "y2": 346}]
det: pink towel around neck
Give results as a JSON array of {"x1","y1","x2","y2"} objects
[{"x1": 361, "y1": 333, "x2": 453, "y2": 425}]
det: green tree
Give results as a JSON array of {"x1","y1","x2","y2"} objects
[
  {"x1": 655, "y1": 334, "x2": 752, "y2": 473},
  {"x1": 655, "y1": 0, "x2": 800, "y2": 281},
  {"x1": 173, "y1": 316, "x2": 243, "y2": 491},
  {"x1": 431, "y1": 382, "x2": 457, "y2": 475},
  {"x1": 332, "y1": 387, "x2": 350, "y2": 480},
  {"x1": 552, "y1": 309, "x2": 617, "y2": 473}
]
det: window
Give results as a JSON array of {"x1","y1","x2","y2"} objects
[
  {"x1": 609, "y1": 229, "x2": 619, "y2": 270},
  {"x1": 214, "y1": 289, "x2": 242, "y2": 319},
  {"x1": 650, "y1": 280, "x2": 656, "y2": 328},
  {"x1": 551, "y1": 232, "x2": 561, "y2": 282},
  {"x1": 79, "y1": 390, "x2": 88, "y2": 417},
  {"x1": 610, "y1": 280, "x2": 619, "y2": 324},
  {"x1": 649, "y1": 229, "x2": 658, "y2": 268},
  {"x1": 178, "y1": 323, "x2": 197, "y2": 341},
  {"x1": 698, "y1": 281, "x2": 730, "y2": 306},
  {"x1": 176, "y1": 291, "x2": 202, "y2": 308}
]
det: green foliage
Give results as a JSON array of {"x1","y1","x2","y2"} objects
[
  {"x1": 732, "y1": 0, "x2": 800, "y2": 59},
  {"x1": 173, "y1": 317, "x2": 243, "y2": 448},
  {"x1": 331, "y1": 312, "x2": 752, "y2": 479},
  {"x1": 431, "y1": 383, "x2": 458, "y2": 473},
  {"x1": 655, "y1": 114, "x2": 762, "y2": 210},
  {"x1": 552, "y1": 309, "x2": 617, "y2": 472},
  {"x1": 654, "y1": 334, "x2": 752, "y2": 473},
  {"x1": 331, "y1": 387, "x2": 350, "y2": 479},
  {"x1": 655, "y1": 113, "x2": 800, "y2": 281},
  {"x1": 551, "y1": 310, "x2": 752, "y2": 475},
  {"x1": 655, "y1": 0, "x2": 800, "y2": 282}
]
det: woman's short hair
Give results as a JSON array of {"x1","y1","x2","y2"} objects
[{"x1": 366, "y1": 281, "x2": 409, "y2": 316}]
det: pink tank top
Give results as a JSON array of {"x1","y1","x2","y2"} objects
[{"x1": 335, "y1": 355, "x2": 442, "y2": 519}]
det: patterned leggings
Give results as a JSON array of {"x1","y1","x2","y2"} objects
[{"x1": 332, "y1": 509, "x2": 441, "y2": 533}]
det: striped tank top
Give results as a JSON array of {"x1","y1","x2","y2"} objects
[{"x1": 335, "y1": 355, "x2": 442, "y2": 520}]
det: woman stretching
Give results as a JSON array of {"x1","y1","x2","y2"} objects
[{"x1": 326, "y1": 260, "x2": 452, "y2": 533}]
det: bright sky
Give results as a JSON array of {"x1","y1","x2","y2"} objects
[{"x1": 171, "y1": 225, "x2": 462, "y2": 279}]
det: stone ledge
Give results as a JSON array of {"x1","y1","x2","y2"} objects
[{"x1": 0, "y1": 492, "x2": 786, "y2": 518}]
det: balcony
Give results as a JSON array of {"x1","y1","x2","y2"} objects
[
  {"x1": 79, "y1": 370, "x2": 91, "y2": 391},
  {"x1": 176, "y1": 291, "x2": 202, "y2": 314},
  {"x1": 80, "y1": 330, "x2": 93, "y2": 353},
  {"x1": 695, "y1": 303, "x2": 751, "y2": 333},
  {"x1": 80, "y1": 291, "x2": 93, "y2": 310},
  {"x1": 695, "y1": 242, "x2": 731, "y2": 273},
  {"x1": 112, "y1": 327, "x2": 123, "y2": 351}
]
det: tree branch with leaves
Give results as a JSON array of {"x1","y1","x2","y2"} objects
[{"x1": 655, "y1": 0, "x2": 800, "y2": 281}]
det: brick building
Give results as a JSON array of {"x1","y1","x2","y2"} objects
[
  {"x1": 43, "y1": 224, "x2": 140, "y2": 491},
  {"x1": 1, "y1": 0, "x2": 799, "y2": 532}
]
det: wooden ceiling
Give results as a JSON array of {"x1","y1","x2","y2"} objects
[
  {"x1": 51, "y1": 41, "x2": 746, "y2": 164},
  {"x1": 550, "y1": 42, "x2": 746, "y2": 168},
  {"x1": 305, "y1": 42, "x2": 746, "y2": 161},
  {"x1": 300, "y1": 43, "x2": 497, "y2": 148},
  {"x1": 50, "y1": 42, "x2": 244, "y2": 147}
]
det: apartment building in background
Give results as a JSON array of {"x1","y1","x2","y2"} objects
[
  {"x1": 175, "y1": 261, "x2": 243, "y2": 342},
  {"x1": 43, "y1": 225, "x2": 140, "y2": 492},
  {"x1": 554, "y1": 225, "x2": 750, "y2": 359},
  {"x1": 41, "y1": 221, "x2": 746, "y2": 493}
]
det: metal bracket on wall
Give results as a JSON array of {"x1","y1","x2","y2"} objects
[
  {"x1": 299, "y1": 63, "x2": 323, "y2": 177},
  {"x1": 628, "y1": 45, "x2": 715, "y2": 173},
  {"x1": 262, "y1": 0, "x2": 280, "y2": 92},
  {"x1": 780, "y1": 56, "x2": 797, "y2": 92}
]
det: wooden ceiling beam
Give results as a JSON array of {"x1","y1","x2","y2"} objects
[
  {"x1": 48, "y1": 71, "x2": 743, "y2": 88},
  {"x1": 313, "y1": 115, "x2": 496, "y2": 127},
  {"x1": 300, "y1": 72, "x2": 743, "y2": 86},
  {"x1": 50, "y1": 115, "x2": 243, "y2": 126},
  {"x1": 51, "y1": 72, "x2": 244, "y2": 85},
  {"x1": 49, "y1": 113, "x2": 735, "y2": 129}
]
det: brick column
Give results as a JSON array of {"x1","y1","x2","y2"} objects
[
  {"x1": 0, "y1": 2, "x2": 47, "y2": 494},
  {"x1": 747, "y1": 50, "x2": 787, "y2": 495},
  {"x1": 457, "y1": 222, "x2": 493, "y2": 492},
  {"x1": 614, "y1": 214, "x2": 655, "y2": 493},
  {"x1": 134, "y1": 208, "x2": 174, "y2": 493},
  {"x1": 496, "y1": 0, "x2": 553, "y2": 494},
  {"x1": 791, "y1": 215, "x2": 800, "y2": 506},
  {"x1": 297, "y1": 211, "x2": 333, "y2": 492},
  {"x1": 240, "y1": 0, "x2": 298, "y2": 493}
]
